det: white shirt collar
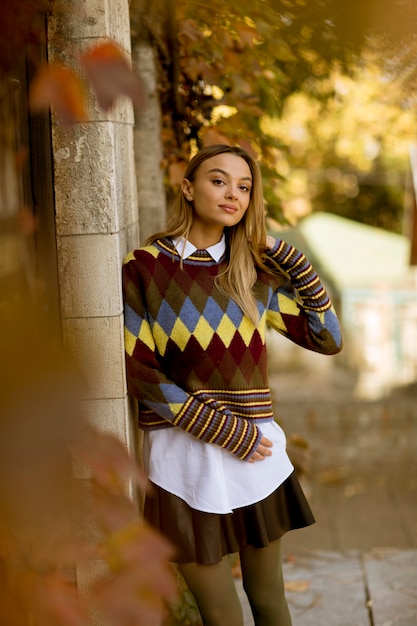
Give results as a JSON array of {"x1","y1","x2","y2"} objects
[{"x1": 172, "y1": 234, "x2": 226, "y2": 262}]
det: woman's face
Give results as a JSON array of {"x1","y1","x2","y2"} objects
[{"x1": 182, "y1": 153, "x2": 252, "y2": 234}]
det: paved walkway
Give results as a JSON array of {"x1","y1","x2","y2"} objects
[
  {"x1": 236, "y1": 549, "x2": 417, "y2": 625},
  {"x1": 235, "y1": 368, "x2": 417, "y2": 625}
]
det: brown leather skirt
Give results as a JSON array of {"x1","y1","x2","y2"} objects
[{"x1": 144, "y1": 471, "x2": 315, "y2": 564}]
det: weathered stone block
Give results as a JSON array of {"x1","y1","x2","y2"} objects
[
  {"x1": 49, "y1": 0, "x2": 131, "y2": 52},
  {"x1": 127, "y1": 221, "x2": 141, "y2": 251},
  {"x1": 58, "y1": 233, "x2": 124, "y2": 318},
  {"x1": 72, "y1": 397, "x2": 135, "y2": 479},
  {"x1": 63, "y1": 314, "x2": 126, "y2": 399},
  {"x1": 119, "y1": 222, "x2": 140, "y2": 260},
  {"x1": 53, "y1": 122, "x2": 136, "y2": 236},
  {"x1": 114, "y1": 122, "x2": 139, "y2": 230}
]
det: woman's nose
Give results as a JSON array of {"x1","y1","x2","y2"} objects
[{"x1": 226, "y1": 186, "x2": 238, "y2": 200}]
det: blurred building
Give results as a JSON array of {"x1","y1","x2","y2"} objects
[{"x1": 271, "y1": 212, "x2": 417, "y2": 399}]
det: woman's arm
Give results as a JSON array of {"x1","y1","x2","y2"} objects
[
  {"x1": 264, "y1": 236, "x2": 343, "y2": 354},
  {"x1": 123, "y1": 255, "x2": 263, "y2": 461}
]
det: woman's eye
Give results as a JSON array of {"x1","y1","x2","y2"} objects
[
  {"x1": 212, "y1": 179, "x2": 225, "y2": 185},
  {"x1": 240, "y1": 185, "x2": 251, "y2": 193}
]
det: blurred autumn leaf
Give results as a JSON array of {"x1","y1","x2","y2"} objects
[
  {"x1": 29, "y1": 63, "x2": 88, "y2": 124},
  {"x1": 70, "y1": 429, "x2": 149, "y2": 494},
  {"x1": 28, "y1": 41, "x2": 145, "y2": 122},
  {"x1": 81, "y1": 41, "x2": 145, "y2": 112},
  {"x1": 28, "y1": 574, "x2": 90, "y2": 626}
]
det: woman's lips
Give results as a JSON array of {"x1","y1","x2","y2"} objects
[{"x1": 219, "y1": 204, "x2": 238, "y2": 213}]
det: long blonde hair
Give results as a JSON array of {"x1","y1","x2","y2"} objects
[{"x1": 148, "y1": 144, "x2": 272, "y2": 323}]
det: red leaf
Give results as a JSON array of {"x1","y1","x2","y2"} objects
[
  {"x1": 102, "y1": 521, "x2": 175, "y2": 569},
  {"x1": 94, "y1": 523, "x2": 177, "y2": 626},
  {"x1": 178, "y1": 19, "x2": 202, "y2": 43},
  {"x1": 30, "y1": 574, "x2": 89, "y2": 626},
  {"x1": 236, "y1": 24, "x2": 257, "y2": 49},
  {"x1": 93, "y1": 559, "x2": 177, "y2": 626},
  {"x1": 168, "y1": 160, "x2": 187, "y2": 187},
  {"x1": 94, "y1": 571, "x2": 166, "y2": 626},
  {"x1": 91, "y1": 483, "x2": 139, "y2": 533},
  {"x1": 238, "y1": 139, "x2": 259, "y2": 159},
  {"x1": 201, "y1": 127, "x2": 234, "y2": 147},
  {"x1": 29, "y1": 63, "x2": 87, "y2": 124},
  {"x1": 69, "y1": 427, "x2": 148, "y2": 493},
  {"x1": 81, "y1": 41, "x2": 145, "y2": 112},
  {"x1": 182, "y1": 56, "x2": 210, "y2": 82}
]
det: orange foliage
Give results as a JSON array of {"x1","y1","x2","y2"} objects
[{"x1": 0, "y1": 304, "x2": 177, "y2": 626}]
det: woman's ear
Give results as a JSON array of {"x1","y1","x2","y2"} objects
[{"x1": 182, "y1": 178, "x2": 193, "y2": 201}]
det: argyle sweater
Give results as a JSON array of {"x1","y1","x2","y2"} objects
[{"x1": 123, "y1": 237, "x2": 342, "y2": 461}]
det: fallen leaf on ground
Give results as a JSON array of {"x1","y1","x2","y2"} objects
[{"x1": 285, "y1": 580, "x2": 311, "y2": 593}]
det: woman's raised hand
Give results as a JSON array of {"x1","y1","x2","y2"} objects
[
  {"x1": 265, "y1": 235, "x2": 276, "y2": 250},
  {"x1": 248, "y1": 436, "x2": 273, "y2": 463}
]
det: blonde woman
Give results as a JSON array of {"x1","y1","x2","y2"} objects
[{"x1": 123, "y1": 144, "x2": 342, "y2": 626}]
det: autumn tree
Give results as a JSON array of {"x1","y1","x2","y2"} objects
[
  {"x1": 263, "y1": 49, "x2": 417, "y2": 232},
  {"x1": 135, "y1": 0, "x2": 417, "y2": 224}
]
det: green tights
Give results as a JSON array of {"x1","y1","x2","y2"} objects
[{"x1": 178, "y1": 539, "x2": 292, "y2": 626}]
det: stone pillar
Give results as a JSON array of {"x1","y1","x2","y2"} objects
[
  {"x1": 49, "y1": 0, "x2": 138, "y2": 453},
  {"x1": 48, "y1": 0, "x2": 140, "y2": 603},
  {"x1": 133, "y1": 43, "x2": 167, "y2": 244},
  {"x1": 130, "y1": 0, "x2": 167, "y2": 244}
]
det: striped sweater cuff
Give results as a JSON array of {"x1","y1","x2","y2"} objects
[
  {"x1": 173, "y1": 396, "x2": 262, "y2": 460},
  {"x1": 269, "y1": 239, "x2": 330, "y2": 312}
]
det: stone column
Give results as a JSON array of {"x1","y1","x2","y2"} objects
[
  {"x1": 49, "y1": 0, "x2": 138, "y2": 457},
  {"x1": 130, "y1": 0, "x2": 167, "y2": 244},
  {"x1": 48, "y1": 0, "x2": 140, "y2": 606},
  {"x1": 133, "y1": 42, "x2": 167, "y2": 244}
]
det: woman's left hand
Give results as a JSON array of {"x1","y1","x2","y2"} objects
[
  {"x1": 248, "y1": 436, "x2": 273, "y2": 463},
  {"x1": 265, "y1": 235, "x2": 276, "y2": 250}
]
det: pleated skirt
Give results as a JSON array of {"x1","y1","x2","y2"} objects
[{"x1": 144, "y1": 471, "x2": 315, "y2": 564}]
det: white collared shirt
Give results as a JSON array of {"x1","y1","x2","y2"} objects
[
  {"x1": 142, "y1": 236, "x2": 293, "y2": 513},
  {"x1": 172, "y1": 234, "x2": 226, "y2": 261}
]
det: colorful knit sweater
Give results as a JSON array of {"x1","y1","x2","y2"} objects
[{"x1": 123, "y1": 237, "x2": 342, "y2": 461}]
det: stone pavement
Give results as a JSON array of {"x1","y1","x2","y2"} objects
[
  {"x1": 235, "y1": 367, "x2": 417, "y2": 625},
  {"x1": 236, "y1": 549, "x2": 417, "y2": 625}
]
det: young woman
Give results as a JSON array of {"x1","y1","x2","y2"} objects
[{"x1": 123, "y1": 144, "x2": 343, "y2": 626}]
